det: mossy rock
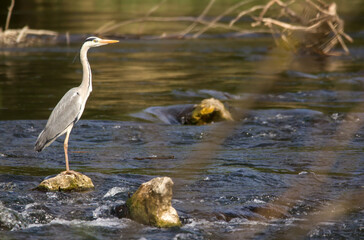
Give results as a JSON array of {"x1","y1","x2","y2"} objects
[
  {"x1": 190, "y1": 98, "x2": 233, "y2": 125},
  {"x1": 36, "y1": 170, "x2": 94, "y2": 192},
  {"x1": 126, "y1": 177, "x2": 181, "y2": 228}
]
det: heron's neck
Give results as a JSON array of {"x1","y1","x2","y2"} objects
[{"x1": 80, "y1": 45, "x2": 92, "y2": 93}]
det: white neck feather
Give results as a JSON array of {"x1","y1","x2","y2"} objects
[{"x1": 80, "y1": 44, "x2": 92, "y2": 93}]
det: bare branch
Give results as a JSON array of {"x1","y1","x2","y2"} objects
[
  {"x1": 305, "y1": 0, "x2": 333, "y2": 15},
  {"x1": 93, "y1": 0, "x2": 352, "y2": 56},
  {"x1": 138, "y1": 0, "x2": 168, "y2": 34},
  {"x1": 5, "y1": 0, "x2": 15, "y2": 31},
  {"x1": 229, "y1": 5, "x2": 265, "y2": 27},
  {"x1": 257, "y1": 0, "x2": 280, "y2": 21},
  {"x1": 192, "y1": 0, "x2": 254, "y2": 39},
  {"x1": 16, "y1": 25, "x2": 28, "y2": 43},
  {"x1": 95, "y1": 16, "x2": 256, "y2": 38},
  {"x1": 249, "y1": 0, "x2": 352, "y2": 56},
  {"x1": 259, "y1": 17, "x2": 326, "y2": 32},
  {"x1": 327, "y1": 20, "x2": 349, "y2": 54},
  {"x1": 179, "y1": 0, "x2": 216, "y2": 37},
  {"x1": 145, "y1": 0, "x2": 168, "y2": 17},
  {"x1": 94, "y1": 21, "x2": 117, "y2": 35}
]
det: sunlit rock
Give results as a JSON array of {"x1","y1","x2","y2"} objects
[
  {"x1": 133, "y1": 97, "x2": 233, "y2": 125},
  {"x1": 188, "y1": 98, "x2": 233, "y2": 125},
  {"x1": 36, "y1": 170, "x2": 94, "y2": 192},
  {"x1": 126, "y1": 177, "x2": 181, "y2": 228}
]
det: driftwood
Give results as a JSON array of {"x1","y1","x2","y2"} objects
[
  {"x1": 96, "y1": 0, "x2": 352, "y2": 56},
  {"x1": 0, "y1": 27, "x2": 57, "y2": 46},
  {"x1": 246, "y1": 0, "x2": 353, "y2": 55},
  {"x1": 1, "y1": 0, "x2": 58, "y2": 46}
]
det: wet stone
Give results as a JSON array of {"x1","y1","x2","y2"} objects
[
  {"x1": 188, "y1": 98, "x2": 233, "y2": 125},
  {"x1": 36, "y1": 170, "x2": 94, "y2": 192},
  {"x1": 125, "y1": 177, "x2": 181, "y2": 228},
  {"x1": 134, "y1": 97, "x2": 233, "y2": 125}
]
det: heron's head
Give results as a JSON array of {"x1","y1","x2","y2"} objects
[{"x1": 84, "y1": 36, "x2": 119, "y2": 48}]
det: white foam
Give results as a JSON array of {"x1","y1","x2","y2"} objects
[
  {"x1": 103, "y1": 187, "x2": 129, "y2": 198},
  {"x1": 239, "y1": 220, "x2": 274, "y2": 226},
  {"x1": 46, "y1": 192, "x2": 58, "y2": 199},
  {"x1": 252, "y1": 199, "x2": 266, "y2": 204},
  {"x1": 24, "y1": 203, "x2": 37, "y2": 210},
  {"x1": 27, "y1": 217, "x2": 128, "y2": 229}
]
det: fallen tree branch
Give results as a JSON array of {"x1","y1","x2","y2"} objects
[
  {"x1": 16, "y1": 25, "x2": 28, "y2": 43},
  {"x1": 1, "y1": 0, "x2": 58, "y2": 46},
  {"x1": 4, "y1": 28, "x2": 57, "y2": 36},
  {"x1": 94, "y1": 0, "x2": 352, "y2": 56},
  {"x1": 1, "y1": 27, "x2": 57, "y2": 46},
  {"x1": 327, "y1": 20, "x2": 349, "y2": 54},
  {"x1": 257, "y1": 17, "x2": 326, "y2": 32},
  {"x1": 250, "y1": 0, "x2": 352, "y2": 55}
]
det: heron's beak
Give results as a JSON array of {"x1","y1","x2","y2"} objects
[{"x1": 99, "y1": 39, "x2": 119, "y2": 44}]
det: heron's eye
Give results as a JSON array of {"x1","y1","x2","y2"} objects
[{"x1": 93, "y1": 39, "x2": 98, "y2": 43}]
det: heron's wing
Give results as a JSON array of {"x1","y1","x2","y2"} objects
[{"x1": 35, "y1": 88, "x2": 83, "y2": 150}]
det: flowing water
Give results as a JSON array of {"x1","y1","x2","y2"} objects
[{"x1": 1, "y1": 1, "x2": 364, "y2": 239}]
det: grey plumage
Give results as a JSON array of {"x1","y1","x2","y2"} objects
[
  {"x1": 34, "y1": 36, "x2": 119, "y2": 171},
  {"x1": 34, "y1": 88, "x2": 83, "y2": 152}
]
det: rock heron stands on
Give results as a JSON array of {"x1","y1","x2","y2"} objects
[{"x1": 34, "y1": 36, "x2": 119, "y2": 172}]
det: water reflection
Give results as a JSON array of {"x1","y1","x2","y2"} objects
[
  {"x1": 1, "y1": 33, "x2": 364, "y2": 239},
  {"x1": 1, "y1": 38, "x2": 359, "y2": 121}
]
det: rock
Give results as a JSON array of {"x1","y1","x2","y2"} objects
[
  {"x1": 189, "y1": 98, "x2": 233, "y2": 125},
  {"x1": 133, "y1": 98, "x2": 233, "y2": 125},
  {"x1": 36, "y1": 170, "x2": 94, "y2": 192},
  {"x1": 126, "y1": 177, "x2": 181, "y2": 228}
]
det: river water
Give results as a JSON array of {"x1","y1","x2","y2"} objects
[{"x1": 1, "y1": 1, "x2": 364, "y2": 239}]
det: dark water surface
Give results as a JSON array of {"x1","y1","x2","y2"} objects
[{"x1": 1, "y1": 1, "x2": 364, "y2": 239}]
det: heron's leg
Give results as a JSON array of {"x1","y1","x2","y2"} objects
[{"x1": 64, "y1": 129, "x2": 71, "y2": 172}]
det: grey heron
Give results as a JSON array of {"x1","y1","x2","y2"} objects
[{"x1": 34, "y1": 36, "x2": 119, "y2": 172}]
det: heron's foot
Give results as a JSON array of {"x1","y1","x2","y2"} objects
[{"x1": 61, "y1": 170, "x2": 77, "y2": 175}]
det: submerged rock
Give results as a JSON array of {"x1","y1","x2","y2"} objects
[
  {"x1": 189, "y1": 98, "x2": 233, "y2": 125},
  {"x1": 36, "y1": 170, "x2": 94, "y2": 192},
  {"x1": 133, "y1": 98, "x2": 233, "y2": 125},
  {"x1": 126, "y1": 177, "x2": 181, "y2": 228}
]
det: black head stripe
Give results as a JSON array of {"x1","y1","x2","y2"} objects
[{"x1": 85, "y1": 36, "x2": 97, "y2": 42}]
